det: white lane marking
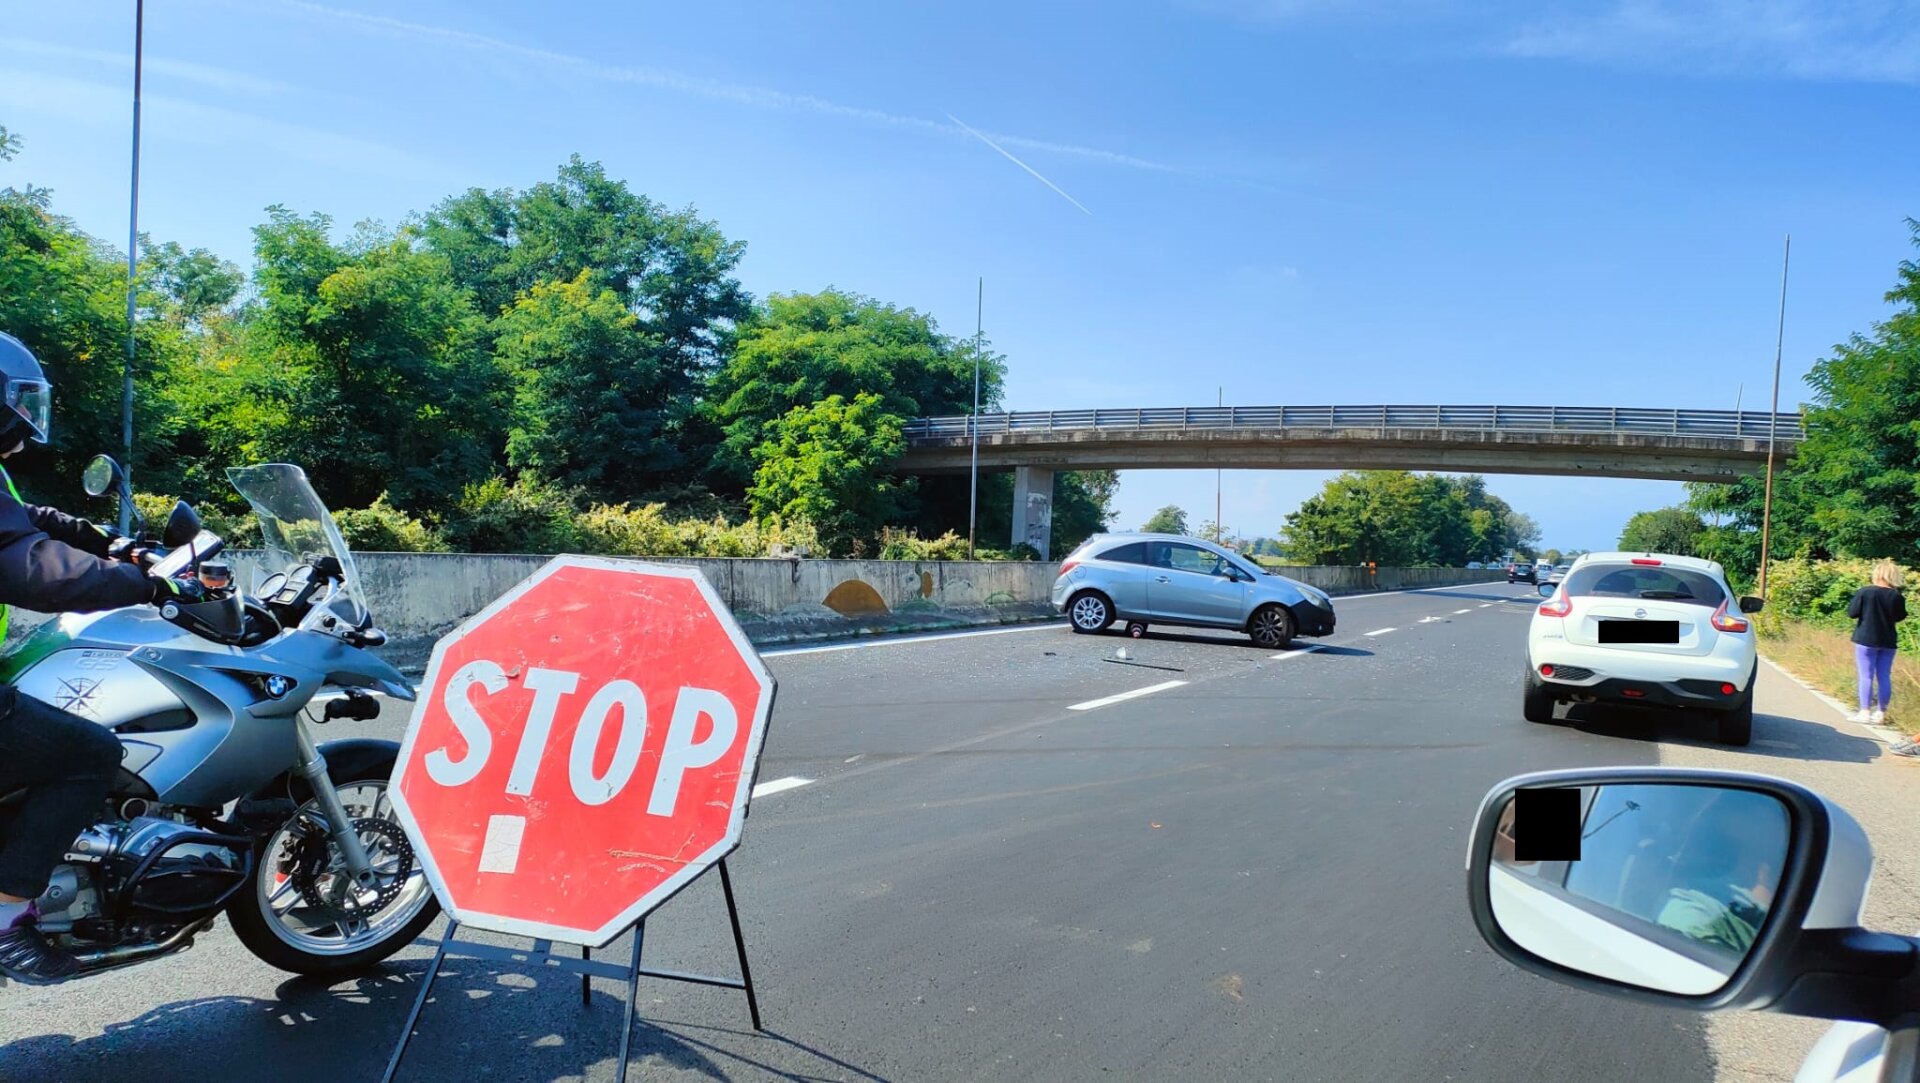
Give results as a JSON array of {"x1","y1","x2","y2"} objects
[
  {"x1": 1757, "y1": 656, "x2": 1906, "y2": 746},
  {"x1": 1454, "y1": 608, "x2": 1473, "y2": 615},
  {"x1": 478, "y1": 814, "x2": 526, "y2": 875},
  {"x1": 762, "y1": 623, "x2": 1058, "y2": 657},
  {"x1": 1270, "y1": 644, "x2": 1326, "y2": 660},
  {"x1": 1068, "y1": 680, "x2": 1188, "y2": 711},
  {"x1": 1363, "y1": 627, "x2": 1396, "y2": 636},
  {"x1": 1337, "y1": 580, "x2": 1507, "y2": 599},
  {"x1": 751, "y1": 776, "x2": 813, "y2": 798},
  {"x1": 1480, "y1": 603, "x2": 1495, "y2": 608},
  {"x1": 844, "y1": 754, "x2": 865, "y2": 764},
  {"x1": 1418, "y1": 615, "x2": 1445, "y2": 623}
]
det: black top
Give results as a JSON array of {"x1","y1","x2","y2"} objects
[
  {"x1": 0, "y1": 475, "x2": 153, "y2": 616},
  {"x1": 1847, "y1": 585, "x2": 1909, "y2": 650}
]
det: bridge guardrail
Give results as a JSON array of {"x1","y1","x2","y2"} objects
[{"x1": 902, "y1": 405, "x2": 1807, "y2": 442}]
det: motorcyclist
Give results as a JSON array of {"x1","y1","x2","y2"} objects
[{"x1": 0, "y1": 331, "x2": 203, "y2": 984}]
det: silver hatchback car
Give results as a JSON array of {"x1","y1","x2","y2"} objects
[{"x1": 1050, "y1": 533, "x2": 1336, "y2": 649}]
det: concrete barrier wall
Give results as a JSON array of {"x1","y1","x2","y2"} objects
[{"x1": 4, "y1": 554, "x2": 1504, "y2": 654}]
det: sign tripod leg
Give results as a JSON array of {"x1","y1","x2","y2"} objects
[{"x1": 381, "y1": 860, "x2": 761, "y2": 1082}]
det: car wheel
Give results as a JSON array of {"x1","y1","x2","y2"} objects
[
  {"x1": 1248, "y1": 604, "x2": 1295, "y2": 650},
  {"x1": 1718, "y1": 695, "x2": 1753, "y2": 746},
  {"x1": 1522, "y1": 665, "x2": 1557, "y2": 724},
  {"x1": 1068, "y1": 591, "x2": 1114, "y2": 634}
]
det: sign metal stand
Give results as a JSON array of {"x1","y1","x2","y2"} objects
[{"x1": 381, "y1": 858, "x2": 761, "y2": 1083}]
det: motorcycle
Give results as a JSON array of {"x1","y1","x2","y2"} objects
[{"x1": 0, "y1": 456, "x2": 437, "y2": 982}]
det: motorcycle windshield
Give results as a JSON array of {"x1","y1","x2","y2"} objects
[{"x1": 224, "y1": 464, "x2": 368, "y2": 626}]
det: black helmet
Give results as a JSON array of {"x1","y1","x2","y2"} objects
[{"x1": 0, "y1": 332, "x2": 52, "y2": 446}]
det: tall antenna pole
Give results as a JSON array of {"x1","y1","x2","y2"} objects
[
  {"x1": 1757, "y1": 236, "x2": 1790, "y2": 601},
  {"x1": 967, "y1": 277, "x2": 982, "y2": 559},
  {"x1": 119, "y1": 0, "x2": 145, "y2": 533}
]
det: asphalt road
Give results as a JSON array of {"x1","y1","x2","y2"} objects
[{"x1": 5, "y1": 581, "x2": 1917, "y2": 1082}]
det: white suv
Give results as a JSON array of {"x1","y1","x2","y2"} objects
[{"x1": 1523, "y1": 552, "x2": 1764, "y2": 745}]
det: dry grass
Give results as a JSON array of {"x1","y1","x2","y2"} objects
[{"x1": 1761, "y1": 622, "x2": 1920, "y2": 734}]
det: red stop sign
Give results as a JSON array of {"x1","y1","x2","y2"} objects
[{"x1": 389, "y1": 557, "x2": 775, "y2": 946}]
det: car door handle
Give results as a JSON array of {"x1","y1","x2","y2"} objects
[{"x1": 1154, "y1": 575, "x2": 1170, "y2": 583}]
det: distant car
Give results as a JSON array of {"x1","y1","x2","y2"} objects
[
  {"x1": 1534, "y1": 561, "x2": 1554, "y2": 581},
  {"x1": 1051, "y1": 533, "x2": 1336, "y2": 649},
  {"x1": 1524, "y1": 551, "x2": 1764, "y2": 745},
  {"x1": 1507, "y1": 561, "x2": 1536, "y2": 584},
  {"x1": 1467, "y1": 561, "x2": 1484, "y2": 570}
]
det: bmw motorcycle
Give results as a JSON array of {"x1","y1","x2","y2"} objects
[{"x1": 0, "y1": 456, "x2": 437, "y2": 982}]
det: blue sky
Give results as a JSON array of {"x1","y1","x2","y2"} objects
[{"x1": 3, "y1": 0, "x2": 1916, "y2": 551}]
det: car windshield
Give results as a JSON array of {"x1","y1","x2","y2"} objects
[
  {"x1": 225, "y1": 463, "x2": 368, "y2": 625},
  {"x1": 1563, "y1": 563, "x2": 1727, "y2": 607}
]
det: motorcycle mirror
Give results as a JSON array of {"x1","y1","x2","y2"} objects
[
  {"x1": 82, "y1": 454, "x2": 121, "y2": 498},
  {"x1": 163, "y1": 501, "x2": 204, "y2": 549}
]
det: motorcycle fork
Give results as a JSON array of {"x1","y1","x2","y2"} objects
[{"x1": 293, "y1": 719, "x2": 378, "y2": 889}]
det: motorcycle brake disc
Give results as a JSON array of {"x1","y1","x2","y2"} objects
[{"x1": 287, "y1": 817, "x2": 415, "y2": 920}]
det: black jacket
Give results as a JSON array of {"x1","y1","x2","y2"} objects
[
  {"x1": 1848, "y1": 585, "x2": 1909, "y2": 651},
  {"x1": 0, "y1": 476, "x2": 153, "y2": 614}
]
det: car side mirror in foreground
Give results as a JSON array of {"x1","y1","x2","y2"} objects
[
  {"x1": 1467, "y1": 767, "x2": 1920, "y2": 1027},
  {"x1": 1537, "y1": 582, "x2": 1557, "y2": 598},
  {"x1": 1740, "y1": 596, "x2": 1766, "y2": 614}
]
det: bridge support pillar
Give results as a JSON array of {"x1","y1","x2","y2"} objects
[{"x1": 1011, "y1": 466, "x2": 1054, "y2": 559}]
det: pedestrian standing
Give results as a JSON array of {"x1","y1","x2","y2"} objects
[{"x1": 1849, "y1": 560, "x2": 1906, "y2": 734}]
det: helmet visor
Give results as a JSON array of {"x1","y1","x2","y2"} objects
[{"x1": 7, "y1": 379, "x2": 51, "y2": 444}]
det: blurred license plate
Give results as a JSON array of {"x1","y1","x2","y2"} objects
[{"x1": 1599, "y1": 620, "x2": 1678, "y2": 644}]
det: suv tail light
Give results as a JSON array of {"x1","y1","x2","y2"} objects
[
  {"x1": 1710, "y1": 598, "x2": 1749, "y2": 633},
  {"x1": 1538, "y1": 589, "x2": 1572, "y2": 617}
]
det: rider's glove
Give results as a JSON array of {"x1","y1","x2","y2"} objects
[
  {"x1": 107, "y1": 537, "x2": 143, "y2": 563},
  {"x1": 149, "y1": 575, "x2": 207, "y2": 605}
]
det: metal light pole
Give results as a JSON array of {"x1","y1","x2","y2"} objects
[
  {"x1": 1215, "y1": 386, "x2": 1222, "y2": 544},
  {"x1": 1757, "y1": 236, "x2": 1790, "y2": 602},
  {"x1": 119, "y1": 0, "x2": 145, "y2": 533},
  {"x1": 966, "y1": 277, "x2": 982, "y2": 559}
]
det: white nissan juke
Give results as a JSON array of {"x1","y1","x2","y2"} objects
[{"x1": 1523, "y1": 552, "x2": 1765, "y2": 746}]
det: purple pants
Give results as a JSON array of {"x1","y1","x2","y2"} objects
[{"x1": 1857, "y1": 644, "x2": 1896, "y2": 711}]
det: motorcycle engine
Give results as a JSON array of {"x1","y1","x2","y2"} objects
[{"x1": 57, "y1": 814, "x2": 251, "y2": 921}]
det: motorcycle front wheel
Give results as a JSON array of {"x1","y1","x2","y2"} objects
[{"x1": 226, "y1": 752, "x2": 440, "y2": 975}]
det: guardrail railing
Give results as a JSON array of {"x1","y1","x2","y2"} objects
[{"x1": 903, "y1": 405, "x2": 1806, "y2": 442}]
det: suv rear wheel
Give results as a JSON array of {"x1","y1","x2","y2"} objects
[
  {"x1": 1717, "y1": 695, "x2": 1754, "y2": 746},
  {"x1": 1522, "y1": 665, "x2": 1557, "y2": 724}
]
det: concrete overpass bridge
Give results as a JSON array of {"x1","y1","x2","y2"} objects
[{"x1": 897, "y1": 404, "x2": 1806, "y2": 557}]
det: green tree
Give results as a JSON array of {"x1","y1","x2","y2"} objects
[
  {"x1": 0, "y1": 170, "x2": 187, "y2": 504},
  {"x1": 141, "y1": 240, "x2": 243, "y2": 325},
  {"x1": 747, "y1": 393, "x2": 909, "y2": 555},
  {"x1": 708, "y1": 289, "x2": 999, "y2": 488},
  {"x1": 493, "y1": 271, "x2": 683, "y2": 500},
  {"x1": 169, "y1": 209, "x2": 497, "y2": 513},
  {"x1": 418, "y1": 156, "x2": 747, "y2": 475},
  {"x1": 1050, "y1": 470, "x2": 1119, "y2": 555},
  {"x1": 1141, "y1": 505, "x2": 1189, "y2": 534},
  {"x1": 1280, "y1": 471, "x2": 1538, "y2": 566},
  {"x1": 1544, "y1": 548, "x2": 1563, "y2": 565},
  {"x1": 1618, "y1": 506, "x2": 1707, "y2": 556}
]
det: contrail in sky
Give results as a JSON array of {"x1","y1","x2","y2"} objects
[{"x1": 946, "y1": 113, "x2": 1094, "y2": 216}]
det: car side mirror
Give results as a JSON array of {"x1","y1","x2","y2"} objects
[
  {"x1": 1537, "y1": 582, "x2": 1557, "y2": 598},
  {"x1": 1739, "y1": 596, "x2": 1765, "y2": 614},
  {"x1": 1467, "y1": 767, "x2": 1915, "y2": 1025}
]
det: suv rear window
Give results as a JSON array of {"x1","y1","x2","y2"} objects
[
  {"x1": 1097, "y1": 542, "x2": 1149, "y2": 564},
  {"x1": 1562, "y1": 563, "x2": 1727, "y2": 608}
]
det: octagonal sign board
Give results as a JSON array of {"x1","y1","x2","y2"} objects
[{"x1": 389, "y1": 556, "x2": 775, "y2": 947}]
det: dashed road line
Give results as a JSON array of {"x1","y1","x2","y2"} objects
[
  {"x1": 751, "y1": 776, "x2": 814, "y2": 798},
  {"x1": 1270, "y1": 644, "x2": 1327, "y2": 660},
  {"x1": 1363, "y1": 627, "x2": 1396, "y2": 636},
  {"x1": 1479, "y1": 603, "x2": 1495, "y2": 608},
  {"x1": 1453, "y1": 608, "x2": 1473, "y2": 615},
  {"x1": 1068, "y1": 680, "x2": 1188, "y2": 711}
]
